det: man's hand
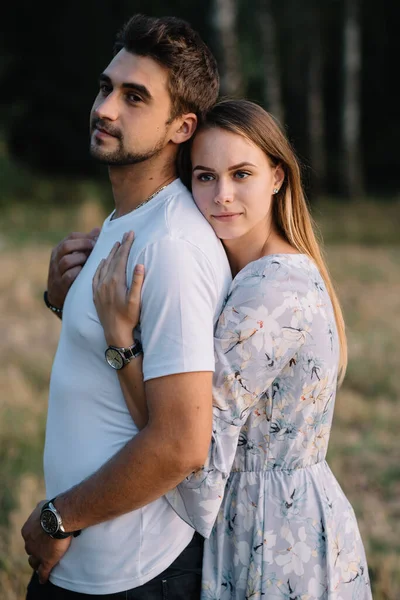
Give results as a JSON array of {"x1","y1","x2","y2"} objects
[
  {"x1": 47, "y1": 227, "x2": 100, "y2": 309},
  {"x1": 21, "y1": 501, "x2": 72, "y2": 584}
]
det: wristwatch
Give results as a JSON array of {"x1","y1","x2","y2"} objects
[
  {"x1": 105, "y1": 341, "x2": 143, "y2": 370},
  {"x1": 40, "y1": 498, "x2": 81, "y2": 539}
]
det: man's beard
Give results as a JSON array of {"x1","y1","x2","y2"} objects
[
  {"x1": 90, "y1": 119, "x2": 167, "y2": 166},
  {"x1": 90, "y1": 142, "x2": 164, "y2": 166}
]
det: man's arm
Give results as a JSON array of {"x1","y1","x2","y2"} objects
[
  {"x1": 22, "y1": 370, "x2": 211, "y2": 539},
  {"x1": 46, "y1": 227, "x2": 100, "y2": 311},
  {"x1": 22, "y1": 371, "x2": 212, "y2": 582},
  {"x1": 54, "y1": 370, "x2": 212, "y2": 530}
]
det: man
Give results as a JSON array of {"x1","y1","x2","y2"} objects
[{"x1": 22, "y1": 13, "x2": 232, "y2": 599}]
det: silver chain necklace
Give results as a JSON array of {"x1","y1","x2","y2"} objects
[{"x1": 134, "y1": 180, "x2": 173, "y2": 212}]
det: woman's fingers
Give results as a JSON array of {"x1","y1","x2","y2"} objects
[
  {"x1": 127, "y1": 264, "x2": 145, "y2": 326},
  {"x1": 128, "y1": 264, "x2": 145, "y2": 306},
  {"x1": 92, "y1": 240, "x2": 120, "y2": 295},
  {"x1": 103, "y1": 241, "x2": 121, "y2": 274},
  {"x1": 92, "y1": 258, "x2": 105, "y2": 295},
  {"x1": 111, "y1": 231, "x2": 135, "y2": 277},
  {"x1": 92, "y1": 231, "x2": 136, "y2": 305}
]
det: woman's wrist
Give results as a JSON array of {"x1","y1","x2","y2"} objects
[{"x1": 104, "y1": 327, "x2": 135, "y2": 348}]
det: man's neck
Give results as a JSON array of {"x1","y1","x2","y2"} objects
[{"x1": 109, "y1": 152, "x2": 177, "y2": 219}]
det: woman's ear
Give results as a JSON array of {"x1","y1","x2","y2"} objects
[
  {"x1": 274, "y1": 164, "x2": 285, "y2": 190},
  {"x1": 170, "y1": 113, "x2": 198, "y2": 145}
]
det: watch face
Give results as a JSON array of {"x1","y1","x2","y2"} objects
[
  {"x1": 105, "y1": 348, "x2": 124, "y2": 370},
  {"x1": 41, "y1": 509, "x2": 59, "y2": 535}
]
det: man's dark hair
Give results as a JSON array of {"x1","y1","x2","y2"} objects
[{"x1": 114, "y1": 14, "x2": 220, "y2": 120}]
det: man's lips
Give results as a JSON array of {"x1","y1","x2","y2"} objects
[{"x1": 94, "y1": 126, "x2": 117, "y2": 138}]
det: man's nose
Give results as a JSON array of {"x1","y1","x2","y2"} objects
[{"x1": 93, "y1": 93, "x2": 119, "y2": 121}]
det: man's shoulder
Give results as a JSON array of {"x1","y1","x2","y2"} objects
[
  {"x1": 121, "y1": 178, "x2": 231, "y2": 285},
  {"x1": 163, "y1": 180, "x2": 223, "y2": 249}
]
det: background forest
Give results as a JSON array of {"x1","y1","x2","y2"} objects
[{"x1": 0, "y1": 1, "x2": 399, "y2": 599}]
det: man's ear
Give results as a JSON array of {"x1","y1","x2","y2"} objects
[{"x1": 170, "y1": 113, "x2": 198, "y2": 145}]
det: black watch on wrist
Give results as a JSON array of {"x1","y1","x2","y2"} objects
[
  {"x1": 105, "y1": 341, "x2": 143, "y2": 370},
  {"x1": 40, "y1": 498, "x2": 81, "y2": 539}
]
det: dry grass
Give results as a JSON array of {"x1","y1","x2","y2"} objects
[{"x1": 0, "y1": 199, "x2": 399, "y2": 598}]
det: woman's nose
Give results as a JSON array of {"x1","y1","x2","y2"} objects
[{"x1": 214, "y1": 181, "x2": 234, "y2": 204}]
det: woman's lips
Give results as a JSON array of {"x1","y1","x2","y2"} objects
[{"x1": 212, "y1": 213, "x2": 242, "y2": 221}]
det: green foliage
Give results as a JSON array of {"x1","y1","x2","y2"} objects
[{"x1": 0, "y1": 410, "x2": 45, "y2": 527}]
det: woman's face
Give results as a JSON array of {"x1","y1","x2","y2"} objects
[{"x1": 191, "y1": 127, "x2": 284, "y2": 240}]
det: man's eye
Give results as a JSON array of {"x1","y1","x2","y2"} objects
[
  {"x1": 127, "y1": 93, "x2": 142, "y2": 103},
  {"x1": 196, "y1": 173, "x2": 214, "y2": 182},
  {"x1": 99, "y1": 84, "x2": 112, "y2": 95},
  {"x1": 234, "y1": 171, "x2": 250, "y2": 179}
]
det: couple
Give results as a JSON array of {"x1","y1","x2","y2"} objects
[{"x1": 22, "y1": 12, "x2": 372, "y2": 600}]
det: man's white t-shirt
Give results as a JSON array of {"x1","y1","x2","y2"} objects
[{"x1": 43, "y1": 179, "x2": 232, "y2": 594}]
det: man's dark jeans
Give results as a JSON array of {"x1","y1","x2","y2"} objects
[{"x1": 26, "y1": 532, "x2": 204, "y2": 599}]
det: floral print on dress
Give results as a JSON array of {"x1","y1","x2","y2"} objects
[{"x1": 166, "y1": 254, "x2": 372, "y2": 599}]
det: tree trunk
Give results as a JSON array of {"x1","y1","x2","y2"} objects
[
  {"x1": 212, "y1": 0, "x2": 243, "y2": 96},
  {"x1": 257, "y1": 0, "x2": 284, "y2": 125},
  {"x1": 342, "y1": 0, "x2": 364, "y2": 198},
  {"x1": 307, "y1": 5, "x2": 327, "y2": 197}
]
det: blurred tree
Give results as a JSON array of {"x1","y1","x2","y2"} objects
[
  {"x1": 341, "y1": 0, "x2": 364, "y2": 198},
  {"x1": 212, "y1": 0, "x2": 243, "y2": 96},
  {"x1": 256, "y1": 0, "x2": 284, "y2": 125},
  {"x1": 274, "y1": 0, "x2": 312, "y2": 195},
  {"x1": 1, "y1": 0, "x2": 400, "y2": 197},
  {"x1": 0, "y1": 0, "x2": 215, "y2": 183},
  {"x1": 306, "y1": 1, "x2": 327, "y2": 196}
]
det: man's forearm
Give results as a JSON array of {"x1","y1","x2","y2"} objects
[{"x1": 53, "y1": 425, "x2": 201, "y2": 533}]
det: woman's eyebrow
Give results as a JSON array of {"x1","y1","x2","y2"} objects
[{"x1": 192, "y1": 162, "x2": 256, "y2": 172}]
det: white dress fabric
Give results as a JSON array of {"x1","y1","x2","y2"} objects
[{"x1": 166, "y1": 254, "x2": 372, "y2": 599}]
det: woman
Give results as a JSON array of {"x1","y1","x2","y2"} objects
[{"x1": 93, "y1": 99, "x2": 372, "y2": 599}]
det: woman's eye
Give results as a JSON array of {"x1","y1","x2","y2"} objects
[
  {"x1": 234, "y1": 171, "x2": 250, "y2": 179},
  {"x1": 196, "y1": 173, "x2": 215, "y2": 182}
]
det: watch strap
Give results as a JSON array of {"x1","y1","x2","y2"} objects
[
  {"x1": 108, "y1": 341, "x2": 143, "y2": 365},
  {"x1": 44, "y1": 291, "x2": 63, "y2": 319},
  {"x1": 120, "y1": 341, "x2": 143, "y2": 361}
]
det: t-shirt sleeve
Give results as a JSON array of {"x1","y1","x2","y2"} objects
[
  {"x1": 130, "y1": 238, "x2": 219, "y2": 382},
  {"x1": 165, "y1": 265, "x2": 308, "y2": 537}
]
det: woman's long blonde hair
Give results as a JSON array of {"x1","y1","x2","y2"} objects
[{"x1": 179, "y1": 98, "x2": 347, "y2": 384}]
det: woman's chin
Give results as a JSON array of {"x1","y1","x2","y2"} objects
[
  {"x1": 216, "y1": 232, "x2": 243, "y2": 242},
  {"x1": 208, "y1": 223, "x2": 241, "y2": 241}
]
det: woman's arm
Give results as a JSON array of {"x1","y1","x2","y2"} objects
[
  {"x1": 92, "y1": 231, "x2": 148, "y2": 429},
  {"x1": 117, "y1": 357, "x2": 148, "y2": 429},
  {"x1": 166, "y1": 267, "x2": 309, "y2": 538}
]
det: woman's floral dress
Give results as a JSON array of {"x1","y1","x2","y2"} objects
[{"x1": 166, "y1": 254, "x2": 372, "y2": 599}]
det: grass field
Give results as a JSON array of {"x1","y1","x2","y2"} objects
[{"x1": 0, "y1": 197, "x2": 399, "y2": 599}]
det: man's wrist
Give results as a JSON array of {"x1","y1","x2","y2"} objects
[
  {"x1": 40, "y1": 497, "x2": 81, "y2": 539},
  {"x1": 44, "y1": 291, "x2": 63, "y2": 319}
]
